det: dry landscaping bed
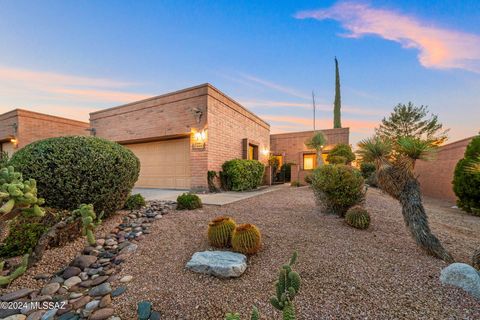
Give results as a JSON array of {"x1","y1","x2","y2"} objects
[{"x1": 110, "y1": 187, "x2": 480, "y2": 319}]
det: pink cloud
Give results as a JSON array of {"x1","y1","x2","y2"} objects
[
  {"x1": 51, "y1": 88, "x2": 151, "y2": 103},
  {"x1": 295, "y1": 2, "x2": 480, "y2": 73}
]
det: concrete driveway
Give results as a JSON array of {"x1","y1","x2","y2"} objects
[{"x1": 132, "y1": 184, "x2": 288, "y2": 206}]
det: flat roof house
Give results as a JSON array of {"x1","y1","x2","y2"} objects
[
  {"x1": 90, "y1": 83, "x2": 271, "y2": 191},
  {"x1": 0, "y1": 109, "x2": 90, "y2": 156}
]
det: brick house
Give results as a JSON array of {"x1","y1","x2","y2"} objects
[
  {"x1": 0, "y1": 109, "x2": 90, "y2": 156},
  {"x1": 90, "y1": 83, "x2": 270, "y2": 191},
  {"x1": 270, "y1": 128, "x2": 350, "y2": 184},
  {"x1": 1, "y1": 84, "x2": 350, "y2": 191}
]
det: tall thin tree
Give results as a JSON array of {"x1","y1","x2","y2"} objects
[{"x1": 333, "y1": 57, "x2": 342, "y2": 128}]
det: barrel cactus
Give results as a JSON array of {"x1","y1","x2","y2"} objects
[
  {"x1": 345, "y1": 206, "x2": 370, "y2": 230},
  {"x1": 208, "y1": 216, "x2": 236, "y2": 248},
  {"x1": 0, "y1": 166, "x2": 45, "y2": 222},
  {"x1": 231, "y1": 224, "x2": 261, "y2": 255},
  {"x1": 73, "y1": 204, "x2": 102, "y2": 246}
]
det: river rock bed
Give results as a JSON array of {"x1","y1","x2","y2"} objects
[{"x1": 0, "y1": 200, "x2": 175, "y2": 320}]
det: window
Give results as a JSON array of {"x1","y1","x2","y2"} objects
[
  {"x1": 303, "y1": 153, "x2": 316, "y2": 170},
  {"x1": 248, "y1": 144, "x2": 258, "y2": 160}
]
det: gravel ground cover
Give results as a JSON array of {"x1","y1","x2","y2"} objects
[{"x1": 110, "y1": 186, "x2": 480, "y2": 319}]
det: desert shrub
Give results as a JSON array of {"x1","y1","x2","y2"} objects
[
  {"x1": 207, "y1": 171, "x2": 219, "y2": 193},
  {"x1": 291, "y1": 181, "x2": 301, "y2": 187},
  {"x1": 221, "y1": 159, "x2": 265, "y2": 191},
  {"x1": 360, "y1": 162, "x2": 376, "y2": 178},
  {"x1": 326, "y1": 144, "x2": 355, "y2": 164},
  {"x1": 231, "y1": 223, "x2": 261, "y2": 254},
  {"x1": 0, "y1": 151, "x2": 9, "y2": 168},
  {"x1": 9, "y1": 136, "x2": 140, "y2": 217},
  {"x1": 176, "y1": 193, "x2": 202, "y2": 210},
  {"x1": 304, "y1": 174, "x2": 313, "y2": 185},
  {"x1": 327, "y1": 155, "x2": 347, "y2": 164},
  {"x1": 311, "y1": 164, "x2": 365, "y2": 217},
  {"x1": 345, "y1": 206, "x2": 370, "y2": 229},
  {"x1": 365, "y1": 173, "x2": 378, "y2": 187},
  {"x1": 453, "y1": 135, "x2": 480, "y2": 215},
  {"x1": 124, "y1": 194, "x2": 146, "y2": 210},
  {"x1": 207, "y1": 216, "x2": 236, "y2": 247}
]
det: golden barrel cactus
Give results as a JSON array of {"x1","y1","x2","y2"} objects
[
  {"x1": 207, "y1": 216, "x2": 236, "y2": 248},
  {"x1": 232, "y1": 223, "x2": 261, "y2": 254}
]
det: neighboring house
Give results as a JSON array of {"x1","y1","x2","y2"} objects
[
  {"x1": 270, "y1": 128, "x2": 350, "y2": 184},
  {"x1": 0, "y1": 84, "x2": 350, "y2": 191},
  {"x1": 90, "y1": 83, "x2": 270, "y2": 191},
  {"x1": 415, "y1": 137, "x2": 474, "y2": 203},
  {"x1": 0, "y1": 109, "x2": 90, "y2": 156}
]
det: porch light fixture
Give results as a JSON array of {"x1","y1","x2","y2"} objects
[
  {"x1": 261, "y1": 147, "x2": 270, "y2": 156},
  {"x1": 10, "y1": 137, "x2": 18, "y2": 147},
  {"x1": 193, "y1": 129, "x2": 207, "y2": 142}
]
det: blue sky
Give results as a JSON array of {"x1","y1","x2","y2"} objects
[{"x1": 0, "y1": 0, "x2": 479, "y2": 145}]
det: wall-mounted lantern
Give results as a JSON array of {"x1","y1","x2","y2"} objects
[
  {"x1": 191, "y1": 129, "x2": 207, "y2": 151},
  {"x1": 261, "y1": 147, "x2": 270, "y2": 156}
]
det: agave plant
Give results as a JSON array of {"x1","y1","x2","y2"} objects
[{"x1": 357, "y1": 136, "x2": 454, "y2": 262}]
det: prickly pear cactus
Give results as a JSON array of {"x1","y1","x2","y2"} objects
[
  {"x1": 0, "y1": 166, "x2": 45, "y2": 222},
  {"x1": 345, "y1": 206, "x2": 370, "y2": 230},
  {"x1": 208, "y1": 216, "x2": 236, "y2": 248},
  {"x1": 231, "y1": 224, "x2": 261, "y2": 255},
  {"x1": 73, "y1": 204, "x2": 102, "y2": 245},
  {"x1": 270, "y1": 251, "x2": 301, "y2": 320},
  {"x1": 0, "y1": 254, "x2": 29, "y2": 286}
]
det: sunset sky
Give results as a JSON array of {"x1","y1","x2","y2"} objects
[{"x1": 0, "y1": 1, "x2": 479, "y2": 145}]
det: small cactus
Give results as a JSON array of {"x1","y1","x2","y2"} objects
[
  {"x1": 0, "y1": 166, "x2": 45, "y2": 222},
  {"x1": 270, "y1": 251, "x2": 301, "y2": 320},
  {"x1": 208, "y1": 216, "x2": 236, "y2": 248},
  {"x1": 345, "y1": 206, "x2": 370, "y2": 229},
  {"x1": 472, "y1": 248, "x2": 480, "y2": 270},
  {"x1": 73, "y1": 204, "x2": 102, "y2": 245},
  {"x1": 0, "y1": 254, "x2": 29, "y2": 286},
  {"x1": 231, "y1": 224, "x2": 261, "y2": 255}
]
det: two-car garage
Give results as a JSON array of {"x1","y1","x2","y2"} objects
[{"x1": 124, "y1": 138, "x2": 191, "y2": 189}]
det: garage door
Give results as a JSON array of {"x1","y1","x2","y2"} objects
[
  {"x1": 125, "y1": 138, "x2": 191, "y2": 189},
  {"x1": 1, "y1": 142, "x2": 14, "y2": 157}
]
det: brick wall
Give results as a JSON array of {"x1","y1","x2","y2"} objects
[
  {"x1": 270, "y1": 128, "x2": 350, "y2": 165},
  {"x1": 206, "y1": 85, "x2": 270, "y2": 173},
  {"x1": 0, "y1": 109, "x2": 89, "y2": 150},
  {"x1": 415, "y1": 137, "x2": 473, "y2": 203}
]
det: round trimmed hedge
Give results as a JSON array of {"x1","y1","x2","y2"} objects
[{"x1": 10, "y1": 136, "x2": 140, "y2": 216}]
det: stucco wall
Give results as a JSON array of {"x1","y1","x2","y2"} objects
[{"x1": 415, "y1": 137, "x2": 473, "y2": 203}]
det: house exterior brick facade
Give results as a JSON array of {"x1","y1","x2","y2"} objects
[
  {"x1": 90, "y1": 83, "x2": 270, "y2": 190},
  {"x1": 270, "y1": 128, "x2": 350, "y2": 184},
  {"x1": 0, "y1": 109, "x2": 89, "y2": 155},
  {"x1": 414, "y1": 137, "x2": 474, "y2": 203}
]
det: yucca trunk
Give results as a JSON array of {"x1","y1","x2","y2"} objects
[
  {"x1": 376, "y1": 161, "x2": 454, "y2": 262},
  {"x1": 316, "y1": 149, "x2": 324, "y2": 167}
]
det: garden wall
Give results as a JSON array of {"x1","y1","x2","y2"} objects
[{"x1": 415, "y1": 137, "x2": 474, "y2": 203}]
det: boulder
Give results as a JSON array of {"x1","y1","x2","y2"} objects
[
  {"x1": 71, "y1": 255, "x2": 97, "y2": 270},
  {"x1": 62, "y1": 266, "x2": 81, "y2": 279},
  {"x1": 186, "y1": 251, "x2": 247, "y2": 278},
  {"x1": 440, "y1": 263, "x2": 480, "y2": 299}
]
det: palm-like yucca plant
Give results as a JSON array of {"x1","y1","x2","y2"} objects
[
  {"x1": 357, "y1": 136, "x2": 454, "y2": 262},
  {"x1": 305, "y1": 132, "x2": 327, "y2": 167},
  {"x1": 465, "y1": 156, "x2": 480, "y2": 174}
]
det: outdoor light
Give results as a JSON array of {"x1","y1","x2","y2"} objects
[
  {"x1": 262, "y1": 147, "x2": 270, "y2": 156},
  {"x1": 194, "y1": 129, "x2": 207, "y2": 142},
  {"x1": 10, "y1": 137, "x2": 18, "y2": 146}
]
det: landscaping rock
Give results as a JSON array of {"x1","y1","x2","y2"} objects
[
  {"x1": 71, "y1": 295, "x2": 91, "y2": 309},
  {"x1": 64, "y1": 276, "x2": 82, "y2": 288},
  {"x1": 137, "y1": 301, "x2": 152, "y2": 320},
  {"x1": 40, "y1": 308, "x2": 57, "y2": 320},
  {"x1": 85, "y1": 299, "x2": 100, "y2": 311},
  {"x1": 440, "y1": 263, "x2": 480, "y2": 299},
  {"x1": 3, "y1": 315, "x2": 26, "y2": 320},
  {"x1": 119, "y1": 275, "x2": 133, "y2": 283},
  {"x1": 99, "y1": 294, "x2": 111, "y2": 308},
  {"x1": 149, "y1": 311, "x2": 161, "y2": 320},
  {"x1": 186, "y1": 251, "x2": 247, "y2": 278},
  {"x1": 56, "y1": 312, "x2": 77, "y2": 320},
  {"x1": 111, "y1": 286, "x2": 126, "y2": 297},
  {"x1": 40, "y1": 283, "x2": 60, "y2": 296},
  {"x1": 0, "y1": 309, "x2": 21, "y2": 319},
  {"x1": 26, "y1": 311, "x2": 45, "y2": 320},
  {"x1": 72, "y1": 255, "x2": 97, "y2": 270},
  {"x1": 62, "y1": 266, "x2": 81, "y2": 278},
  {"x1": 91, "y1": 275, "x2": 109, "y2": 286},
  {"x1": 0, "y1": 288, "x2": 35, "y2": 301},
  {"x1": 89, "y1": 308, "x2": 114, "y2": 320},
  {"x1": 89, "y1": 283, "x2": 112, "y2": 296}
]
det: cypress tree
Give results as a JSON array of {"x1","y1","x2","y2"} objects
[{"x1": 333, "y1": 57, "x2": 342, "y2": 128}]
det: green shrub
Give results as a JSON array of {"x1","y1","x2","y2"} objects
[
  {"x1": 360, "y1": 162, "x2": 376, "y2": 178},
  {"x1": 453, "y1": 135, "x2": 480, "y2": 215},
  {"x1": 176, "y1": 193, "x2": 202, "y2": 210},
  {"x1": 311, "y1": 164, "x2": 365, "y2": 217},
  {"x1": 124, "y1": 193, "x2": 146, "y2": 210},
  {"x1": 345, "y1": 206, "x2": 370, "y2": 229},
  {"x1": 280, "y1": 163, "x2": 293, "y2": 181},
  {"x1": 327, "y1": 155, "x2": 347, "y2": 164},
  {"x1": 9, "y1": 136, "x2": 140, "y2": 217},
  {"x1": 304, "y1": 174, "x2": 313, "y2": 185},
  {"x1": 0, "y1": 217, "x2": 49, "y2": 258},
  {"x1": 326, "y1": 144, "x2": 355, "y2": 164},
  {"x1": 290, "y1": 181, "x2": 301, "y2": 187},
  {"x1": 365, "y1": 173, "x2": 378, "y2": 187},
  {"x1": 221, "y1": 159, "x2": 265, "y2": 191},
  {"x1": 207, "y1": 171, "x2": 219, "y2": 193},
  {"x1": 0, "y1": 151, "x2": 9, "y2": 168}
]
